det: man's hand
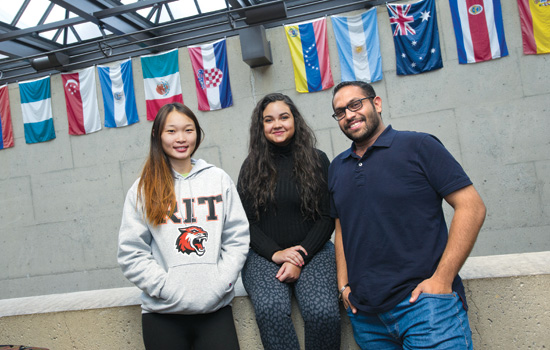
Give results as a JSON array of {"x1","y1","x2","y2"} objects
[
  {"x1": 276, "y1": 262, "x2": 302, "y2": 283},
  {"x1": 409, "y1": 276, "x2": 452, "y2": 303},
  {"x1": 272, "y1": 246, "x2": 308, "y2": 267},
  {"x1": 341, "y1": 287, "x2": 357, "y2": 314}
]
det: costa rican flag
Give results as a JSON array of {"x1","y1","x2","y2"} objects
[
  {"x1": 188, "y1": 38, "x2": 233, "y2": 111},
  {"x1": 449, "y1": 0, "x2": 508, "y2": 64}
]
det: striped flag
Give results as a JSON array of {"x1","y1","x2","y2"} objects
[
  {"x1": 62, "y1": 67, "x2": 101, "y2": 135},
  {"x1": 98, "y1": 59, "x2": 139, "y2": 128},
  {"x1": 331, "y1": 9, "x2": 383, "y2": 83},
  {"x1": 188, "y1": 38, "x2": 233, "y2": 111},
  {"x1": 141, "y1": 49, "x2": 184, "y2": 120},
  {"x1": 517, "y1": 0, "x2": 550, "y2": 54},
  {"x1": 449, "y1": 0, "x2": 508, "y2": 64},
  {"x1": 19, "y1": 76, "x2": 56, "y2": 144},
  {"x1": 284, "y1": 17, "x2": 334, "y2": 93},
  {"x1": 0, "y1": 84, "x2": 14, "y2": 150}
]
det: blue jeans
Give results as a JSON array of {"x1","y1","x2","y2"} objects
[{"x1": 347, "y1": 292, "x2": 473, "y2": 350}]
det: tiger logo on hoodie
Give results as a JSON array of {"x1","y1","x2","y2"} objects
[{"x1": 176, "y1": 226, "x2": 208, "y2": 256}]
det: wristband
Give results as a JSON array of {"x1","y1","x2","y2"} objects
[{"x1": 338, "y1": 284, "x2": 349, "y2": 295}]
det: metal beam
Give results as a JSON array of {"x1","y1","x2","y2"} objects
[{"x1": 0, "y1": 18, "x2": 85, "y2": 42}]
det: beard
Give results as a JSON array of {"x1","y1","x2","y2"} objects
[{"x1": 340, "y1": 108, "x2": 381, "y2": 145}]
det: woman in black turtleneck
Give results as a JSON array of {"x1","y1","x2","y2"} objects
[{"x1": 237, "y1": 93, "x2": 340, "y2": 350}]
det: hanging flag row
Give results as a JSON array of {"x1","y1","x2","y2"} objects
[
  {"x1": 0, "y1": 39, "x2": 233, "y2": 146},
  {"x1": 1, "y1": 0, "x2": 549, "y2": 147},
  {"x1": 285, "y1": 0, "x2": 550, "y2": 92}
]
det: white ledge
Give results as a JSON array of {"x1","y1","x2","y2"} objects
[{"x1": 1, "y1": 251, "x2": 549, "y2": 318}]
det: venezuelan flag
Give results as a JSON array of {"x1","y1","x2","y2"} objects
[
  {"x1": 285, "y1": 17, "x2": 334, "y2": 93},
  {"x1": 517, "y1": 0, "x2": 550, "y2": 54}
]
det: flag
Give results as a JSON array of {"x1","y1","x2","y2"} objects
[
  {"x1": 188, "y1": 38, "x2": 233, "y2": 111},
  {"x1": 141, "y1": 49, "x2": 184, "y2": 120},
  {"x1": 387, "y1": 0, "x2": 443, "y2": 75},
  {"x1": 284, "y1": 17, "x2": 334, "y2": 93},
  {"x1": 516, "y1": 0, "x2": 550, "y2": 54},
  {"x1": 61, "y1": 67, "x2": 101, "y2": 135},
  {"x1": 331, "y1": 9, "x2": 383, "y2": 83},
  {"x1": 449, "y1": 0, "x2": 508, "y2": 64},
  {"x1": 19, "y1": 76, "x2": 56, "y2": 144},
  {"x1": 0, "y1": 84, "x2": 14, "y2": 150},
  {"x1": 98, "y1": 59, "x2": 139, "y2": 128}
]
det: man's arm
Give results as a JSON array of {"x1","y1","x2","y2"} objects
[
  {"x1": 410, "y1": 184, "x2": 486, "y2": 302},
  {"x1": 335, "y1": 218, "x2": 357, "y2": 313}
]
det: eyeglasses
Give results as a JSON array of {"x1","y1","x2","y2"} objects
[{"x1": 332, "y1": 96, "x2": 376, "y2": 121}]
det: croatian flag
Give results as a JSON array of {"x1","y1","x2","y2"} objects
[
  {"x1": 98, "y1": 59, "x2": 139, "y2": 128},
  {"x1": 331, "y1": 9, "x2": 383, "y2": 83},
  {"x1": 387, "y1": 0, "x2": 443, "y2": 75},
  {"x1": 449, "y1": 0, "x2": 508, "y2": 64},
  {"x1": 61, "y1": 66, "x2": 101, "y2": 135},
  {"x1": 284, "y1": 17, "x2": 334, "y2": 93},
  {"x1": 0, "y1": 84, "x2": 14, "y2": 150},
  {"x1": 19, "y1": 76, "x2": 56, "y2": 144},
  {"x1": 141, "y1": 49, "x2": 184, "y2": 120},
  {"x1": 188, "y1": 38, "x2": 233, "y2": 111}
]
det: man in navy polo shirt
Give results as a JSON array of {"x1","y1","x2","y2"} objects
[{"x1": 329, "y1": 81, "x2": 486, "y2": 349}]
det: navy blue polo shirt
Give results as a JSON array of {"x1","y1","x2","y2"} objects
[{"x1": 329, "y1": 125, "x2": 472, "y2": 313}]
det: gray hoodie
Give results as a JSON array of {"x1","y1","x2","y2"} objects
[{"x1": 118, "y1": 159, "x2": 250, "y2": 314}]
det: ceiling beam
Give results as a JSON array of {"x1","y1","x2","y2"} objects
[{"x1": 0, "y1": 0, "x2": 177, "y2": 44}]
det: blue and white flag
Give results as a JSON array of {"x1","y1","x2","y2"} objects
[
  {"x1": 98, "y1": 59, "x2": 139, "y2": 128},
  {"x1": 19, "y1": 76, "x2": 56, "y2": 144},
  {"x1": 387, "y1": 0, "x2": 443, "y2": 75},
  {"x1": 331, "y1": 9, "x2": 383, "y2": 83}
]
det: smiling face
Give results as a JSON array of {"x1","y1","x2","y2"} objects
[
  {"x1": 262, "y1": 100, "x2": 296, "y2": 146},
  {"x1": 161, "y1": 110, "x2": 197, "y2": 174},
  {"x1": 333, "y1": 85, "x2": 384, "y2": 150}
]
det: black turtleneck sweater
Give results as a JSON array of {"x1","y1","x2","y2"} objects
[{"x1": 237, "y1": 143, "x2": 334, "y2": 264}]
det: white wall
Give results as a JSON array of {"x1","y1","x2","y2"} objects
[{"x1": 0, "y1": 1, "x2": 549, "y2": 299}]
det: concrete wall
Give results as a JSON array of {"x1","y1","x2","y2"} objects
[
  {"x1": 0, "y1": 1, "x2": 549, "y2": 300},
  {"x1": 1, "y1": 252, "x2": 548, "y2": 349}
]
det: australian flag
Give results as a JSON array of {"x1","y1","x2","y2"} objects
[{"x1": 387, "y1": 0, "x2": 442, "y2": 75}]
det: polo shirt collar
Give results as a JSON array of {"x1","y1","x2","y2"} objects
[{"x1": 339, "y1": 125, "x2": 397, "y2": 159}]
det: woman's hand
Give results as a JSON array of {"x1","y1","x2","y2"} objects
[
  {"x1": 276, "y1": 262, "x2": 302, "y2": 283},
  {"x1": 272, "y1": 245, "x2": 308, "y2": 266}
]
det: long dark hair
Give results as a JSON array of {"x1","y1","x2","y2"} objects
[
  {"x1": 138, "y1": 102, "x2": 204, "y2": 226},
  {"x1": 239, "y1": 93, "x2": 324, "y2": 220}
]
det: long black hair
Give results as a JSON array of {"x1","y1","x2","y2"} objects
[{"x1": 238, "y1": 93, "x2": 324, "y2": 220}]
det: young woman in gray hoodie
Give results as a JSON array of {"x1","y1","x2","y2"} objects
[{"x1": 118, "y1": 103, "x2": 250, "y2": 349}]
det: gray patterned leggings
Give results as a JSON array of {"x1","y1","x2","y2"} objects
[{"x1": 242, "y1": 241, "x2": 341, "y2": 350}]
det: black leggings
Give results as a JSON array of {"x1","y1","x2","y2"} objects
[{"x1": 141, "y1": 306, "x2": 240, "y2": 350}]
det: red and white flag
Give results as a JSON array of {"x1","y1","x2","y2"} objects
[
  {"x1": 188, "y1": 38, "x2": 233, "y2": 111},
  {"x1": 61, "y1": 66, "x2": 101, "y2": 135},
  {"x1": 0, "y1": 84, "x2": 14, "y2": 150}
]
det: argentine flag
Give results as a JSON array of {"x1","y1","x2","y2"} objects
[
  {"x1": 19, "y1": 76, "x2": 56, "y2": 144},
  {"x1": 331, "y1": 9, "x2": 383, "y2": 83},
  {"x1": 98, "y1": 59, "x2": 139, "y2": 128}
]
